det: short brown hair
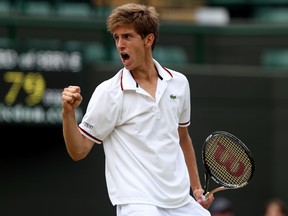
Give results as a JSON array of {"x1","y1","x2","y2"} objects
[{"x1": 106, "y1": 3, "x2": 159, "y2": 50}]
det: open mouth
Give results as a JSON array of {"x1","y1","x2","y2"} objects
[{"x1": 121, "y1": 53, "x2": 130, "y2": 61}]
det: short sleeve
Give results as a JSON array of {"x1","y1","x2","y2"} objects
[
  {"x1": 179, "y1": 76, "x2": 191, "y2": 127},
  {"x1": 78, "y1": 84, "x2": 121, "y2": 144}
]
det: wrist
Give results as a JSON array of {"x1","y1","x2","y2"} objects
[{"x1": 192, "y1": 188, "x2": 204, "y2": 197}]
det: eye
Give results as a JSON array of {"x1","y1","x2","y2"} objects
[
  {"x1": 113, "y1": 35, "x2": 119, "y2": 41},
  {"x1": 124, "y1": 34, "x2": 132, "y2": 39}
]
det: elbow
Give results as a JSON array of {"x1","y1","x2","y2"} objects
[
  {"x1": 68, "y1": 150, "x2": 86, "y2": 161},
  {"x1": 65, "y1": 139, "x2": 93, "y2": 161},
  {"x1": 71, "y1": 155, "x2": 83, "y2": 161}
]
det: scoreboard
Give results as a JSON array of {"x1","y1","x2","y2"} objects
[{"x1": 0, "y1": 47, "x2": 84, "y2": 125}]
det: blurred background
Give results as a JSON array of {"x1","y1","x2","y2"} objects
[{"x1": 1, "y1": 0, "x2": 288, "y2": 215}]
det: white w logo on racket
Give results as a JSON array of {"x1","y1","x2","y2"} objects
[{"x1": 214, "y1": 142, "x2": 245, "y2": 177}]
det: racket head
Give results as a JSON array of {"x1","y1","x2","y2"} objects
[{"x1": 202, "y1": 131, "x2": 255, "y2": 190}]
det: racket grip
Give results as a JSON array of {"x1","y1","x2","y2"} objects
[
  {"x1": 201, "y1": 195, "x2": 207, "y2": 201},
  {"x1": 201, "y1": 192, "x2": 209, "y2": 201}
]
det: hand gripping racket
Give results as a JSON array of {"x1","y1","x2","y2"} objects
[{"x1": 201, "y1": 131, "x2": 255, "y2": 201}]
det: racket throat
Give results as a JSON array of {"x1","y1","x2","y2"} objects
[{"x1": 203, "y1": 172, "x2": 209, "y2": 194}]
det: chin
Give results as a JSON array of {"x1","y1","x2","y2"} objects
[
  {"x1": 124, "y1": 66, "x2": 133, "y2": 71},
  {"x1": 123, "y1": 62, "x2": 133, "y2": 70}
]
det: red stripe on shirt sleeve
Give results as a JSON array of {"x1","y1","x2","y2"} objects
[
  {"x1": 179, "y1": 121, "x2": 190, "y2": 127},
  {"x1": 78, "y1": 127, "x2": 103, "y2": 144}
]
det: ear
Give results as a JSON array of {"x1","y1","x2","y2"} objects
[{"x1": 144, "y1": 33, "x2": 155, "y2": 48}]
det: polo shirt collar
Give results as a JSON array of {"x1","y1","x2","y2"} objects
[{"x1": 121, "y1": 59, "x2": 173, "y2": 91}]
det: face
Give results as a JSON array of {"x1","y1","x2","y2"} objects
[
  {"x1": 113, "y1": 24, "x2": 153, "y2": 71},
  {"x1": 265, "y1": 203, "x2": 285, "y2": 216}
]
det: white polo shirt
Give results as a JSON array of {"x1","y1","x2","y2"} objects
[{"x1": 79, "y1": 59, "x2": 193, "y2": 208}]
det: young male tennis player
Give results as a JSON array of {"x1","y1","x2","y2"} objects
[{"x1": 62, "y1": 3, "x2": 214, "y2": 216}]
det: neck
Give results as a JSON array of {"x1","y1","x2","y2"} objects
[{"x1": 130, "y1": 58, "x2": 157, "y2": 82}]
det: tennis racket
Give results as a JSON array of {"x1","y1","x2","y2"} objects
[{"x1": 201, "y1": 131, "x2": 255, "y2": 201}]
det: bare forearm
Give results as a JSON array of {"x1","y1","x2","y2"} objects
[
  {"x1": 62, "y1": 110, "x2": 93, "y2": 161},
  {"x1": 181, "y1": 137, "x2": 202, "y2": 191}
]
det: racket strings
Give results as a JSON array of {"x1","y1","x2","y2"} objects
[{"x1": 204, "y1": 135, "x2": 253, "y2": 188}]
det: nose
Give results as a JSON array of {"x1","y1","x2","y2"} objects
[{"x1": 116, "y1": 38, "x2": 125, "y2": 49}]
